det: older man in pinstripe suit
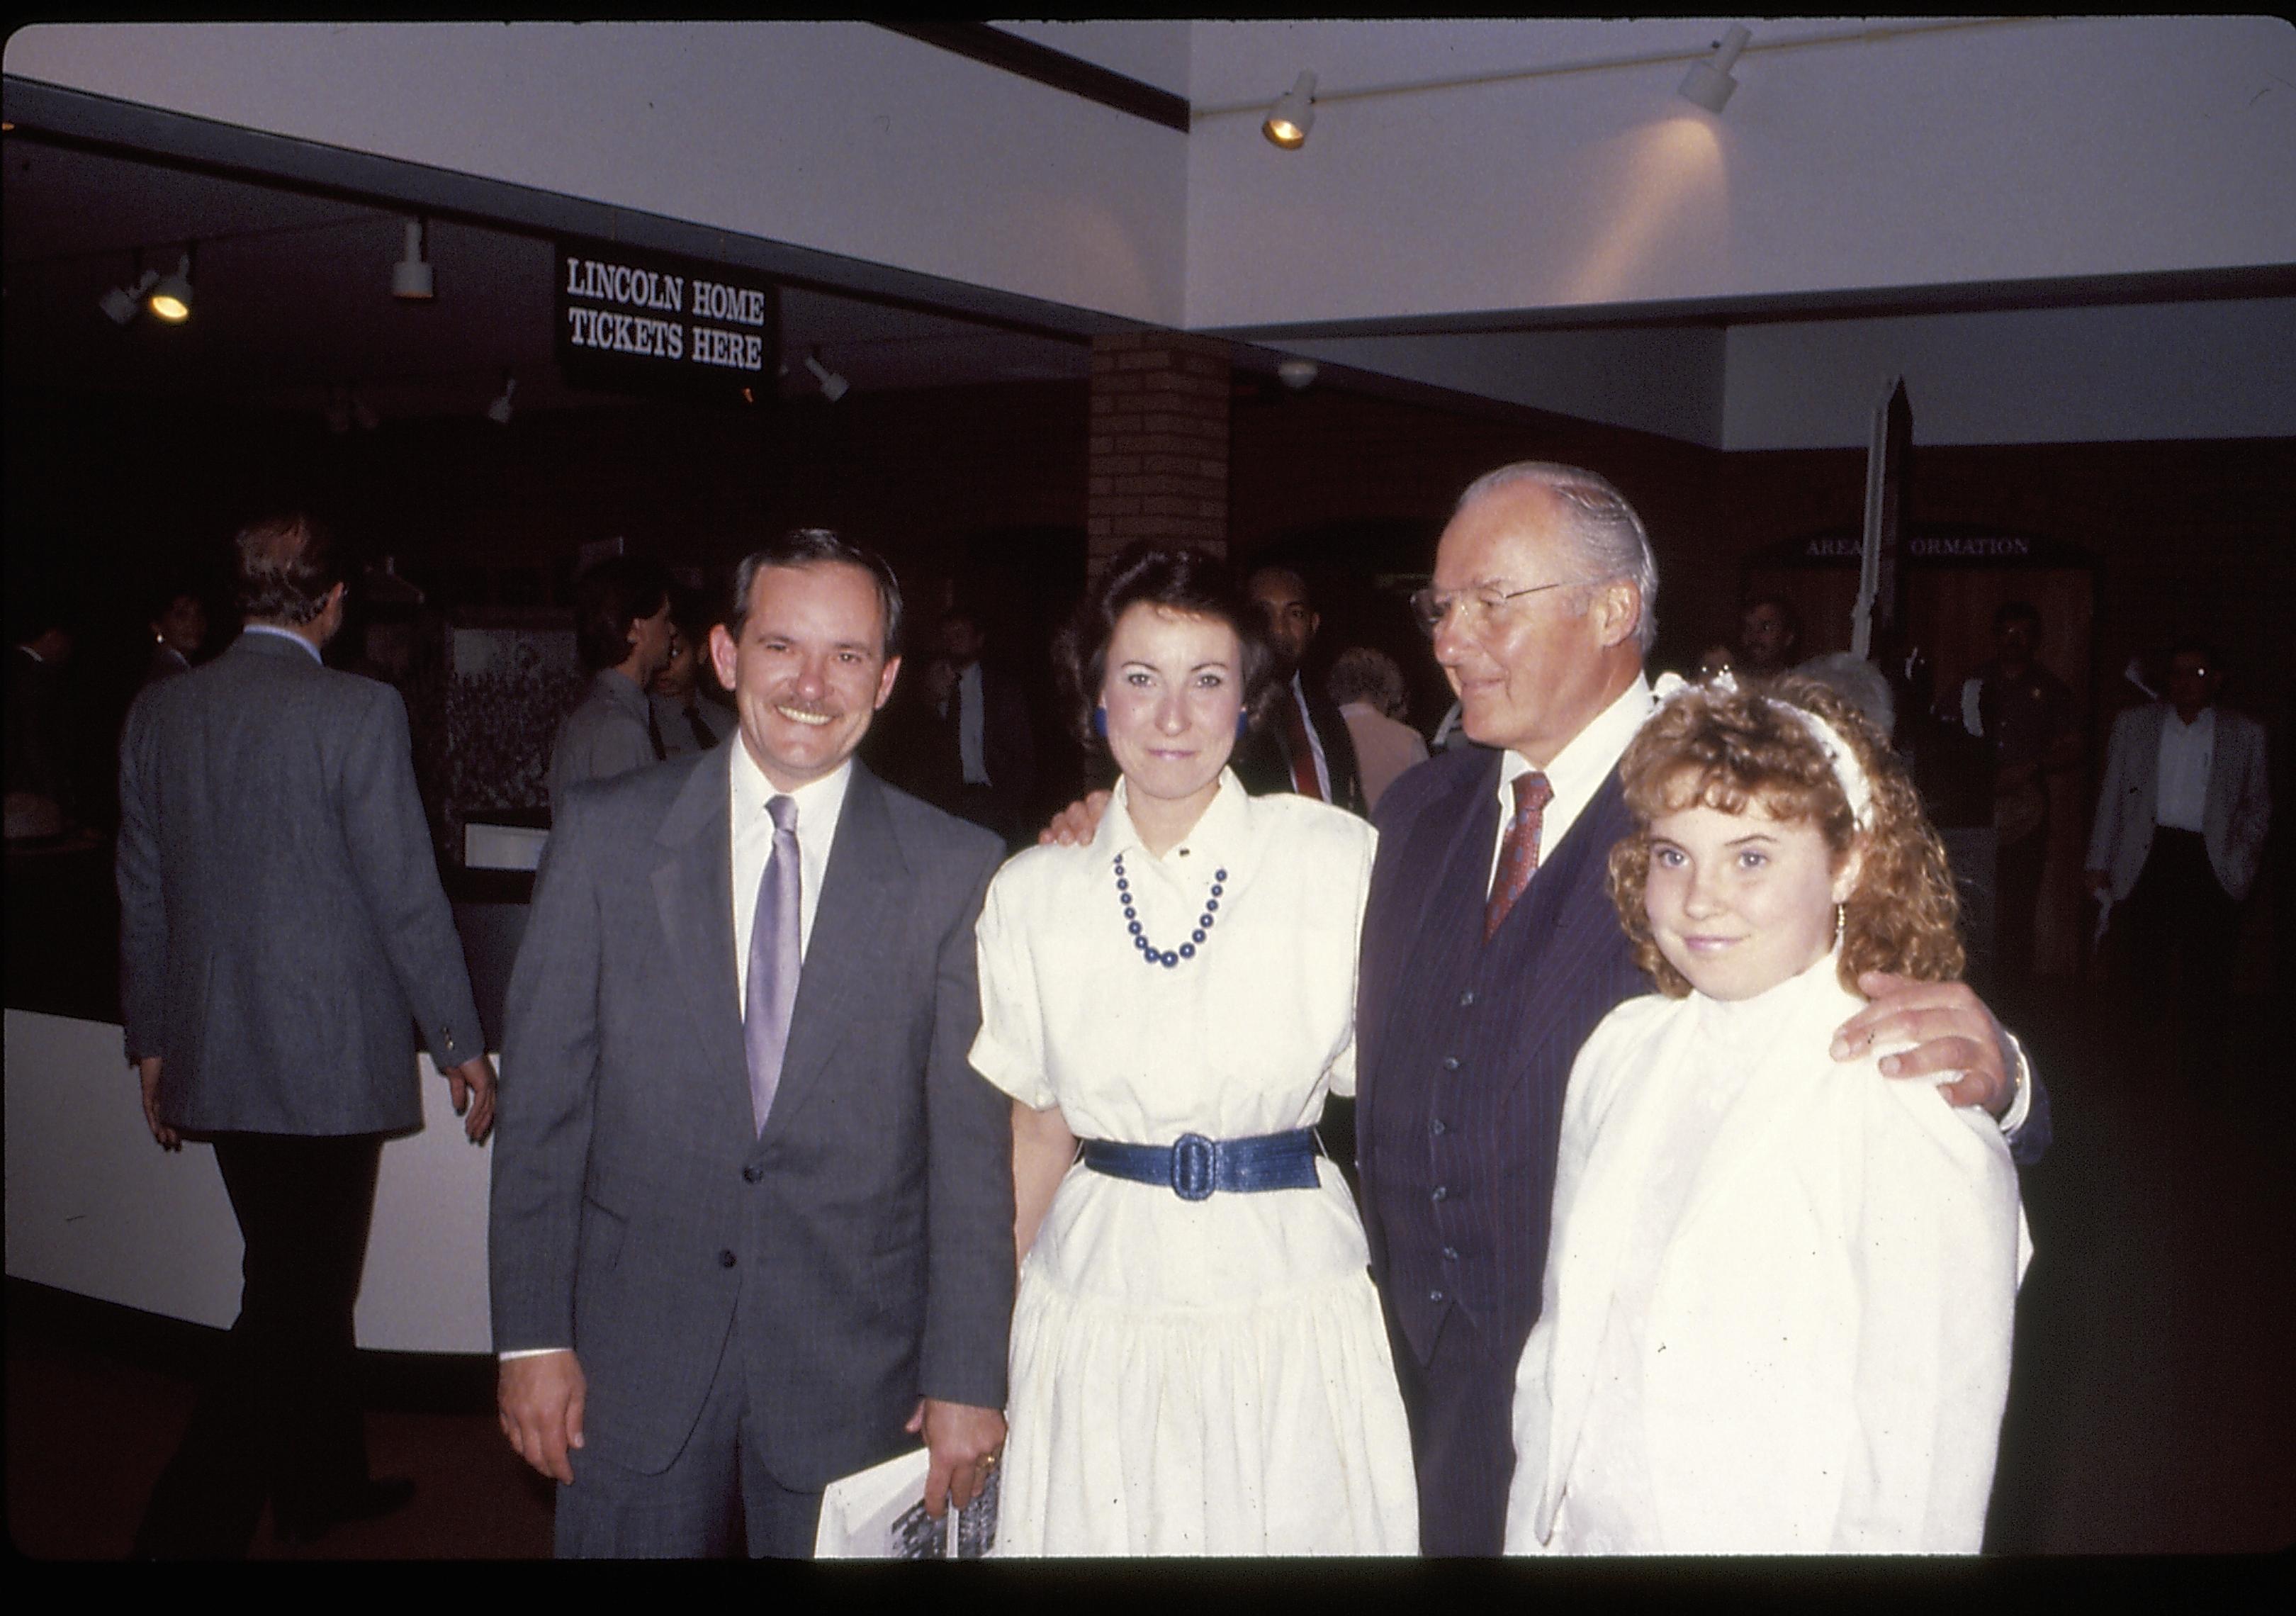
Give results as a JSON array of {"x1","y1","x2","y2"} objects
[{"x1": 1354, "y1": 464, "x2": 2050, "y2": 1555}]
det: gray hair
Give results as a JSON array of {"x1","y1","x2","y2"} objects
[
  {"x1": 1455, "y1": 461, "x2": 1659, "y2": 655},
  {"x1": 1791, "y1": 651, "x2": 1896, "y2": 738},
  {"x1": 1327, "y1": 645, "x2": 1409, "y2": 719},
  {"x1": 726, "y1": 527, "x2": 904, "y2": 659}
]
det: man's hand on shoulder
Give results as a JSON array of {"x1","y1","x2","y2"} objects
[
  {"x1": 1038, "y1": 790, "x2": 1110, "y2": 848},
  {"x1": 446, "y1": 1055, "x2": 497, "y2": 1143},
  {"x1": 907, "y1": 1398, "x2": 1006, "y2": 1520},
  {"x1": 1831, "y1": 972, "x2": 2015, "y2": 1118},
  {"x1": 499, "y1": 1350, "x2": 586, "y2": 1483}
]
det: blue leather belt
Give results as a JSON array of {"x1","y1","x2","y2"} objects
[{"x1": 1078, "y1": 1128, "x2": 1322, "y2": 1201}]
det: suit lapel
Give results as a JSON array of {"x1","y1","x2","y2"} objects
[
  {"x1": 652, "y1": 746, "x2": 749, "y2": 1105},
  {"x1": 761, "y1": 763, "x2": 907, "y2": 1142},
  {"x1": 1365, "y1": 753, "x2": 1501, "y2": 1071}
]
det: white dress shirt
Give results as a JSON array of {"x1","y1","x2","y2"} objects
[
  {"x1": 729, "y1": 742, "x2": 852, "y2": 1006},
  {"x1": 2154, "y1": 707, "x2": 2215, "y2": 832}
]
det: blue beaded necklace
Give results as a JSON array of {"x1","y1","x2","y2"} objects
[{"x1": 1113, "y1": 852, "x2": 1227, "y2": 969}]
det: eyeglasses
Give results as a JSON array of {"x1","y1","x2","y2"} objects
[{"x1": 1409, "y1": 580, "x2": 1567, "y2": 637}]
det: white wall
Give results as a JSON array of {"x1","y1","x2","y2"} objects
[
  {"x1": 5, "y1": 1010, "x2": 495, "y2": 1352},
  {"x1": 1723, "y1": 298, "x2": 2296, "y2": 449},
  {"x1": 1183, "y1": 17, "x2": 2296, "y2": 329},
  {"x1": 3, "y1": 21, "x2": 1191, "y2": 325}
]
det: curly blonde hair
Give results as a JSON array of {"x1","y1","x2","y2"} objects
[{"x1": 1607, "y1": 673, "x2": 1964, "y2": 998}]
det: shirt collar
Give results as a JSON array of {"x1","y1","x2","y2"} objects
[
  {"x1": 1098, "y1": 766, "x2": 1250, "y2": 870},
  {"x1": 240, "y1": 623, "x2": 324, "y2": 663},
  {"x1": 728, "y1": 735, "x2": 855, "y2": 839},
  {"x1": 1498, "y1": 672, "x2": 1655, "y2": 799}
]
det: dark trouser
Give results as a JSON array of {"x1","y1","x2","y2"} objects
[
  {"x1": 2125, "y1": 828, "x2": 2239, "y2": 1087},
  {"x1": 553, "y1": 1310, "x2": 824, "y2": 1558},
  {"x1": 133, "y1": 1131, "x2": 384, "y2": 1558},
  {"x1": 1386, "y1": 1303, "x2": 1519, "y2": 1557},
  {"x1": 1994, "y1": 826, "x2": 2049, "y2": 987}
]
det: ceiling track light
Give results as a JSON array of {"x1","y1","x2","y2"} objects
[
  {"x1": 487, "y1": 373, "x2": 517, "y2": 426},
  {"x1": 1678, "y1": 23, "x2": 1752, "y2": 113},
  {"x1": 804, "y1": 352, "x2": 850, "y2": 403},
  {"x1": 393, "y1": 217, "x2": 435, "y2": 301},
  {"x1": 1263, "y1": 70, "x2": 1317, "y2": 150},
  {"x1": 147, "y1": 249, "x2": 195, "y2": 322},
  {"x1": 101, "y1": 266, "x2": 159, "y2": 326}
]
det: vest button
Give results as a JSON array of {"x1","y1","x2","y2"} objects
[
  {"x1": 1430, "y1": 1118, "x2": 1446, "y2": 1137},
  {"x1": 718, "y1": 1250, "x2": 738, "y2": 1268},
  {"x1": 1459, "y1": 990, "x2": 1475, "y2": 1007},
  {"x1": 1443, "y1": 1246, "x2": 1460, "y2": 1261},
  {"x1": 1429, "y1": 1289, "x2": 1444, "y2": 1303},
  {"x1": 1443, "y1": 1056, "x2": 1461, "y2": 1071},
  {"x1": 1431, "y1": 1185, "x2": 1448, "y2": 1202},
  {"x1": 742, "y1": 1163, "x2": 763, "y2": 1184}
]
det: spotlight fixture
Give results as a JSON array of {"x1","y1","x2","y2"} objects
[
  {"x1": 147, "y1": 252, "x2": 194, "y2": 322},
  {"x1": 392, "y1": 218, "x2": 434, "y2": 301},
  {"x1": 1677, "y1": 24, "x2": 1751, "y2": 113},
  {"x1": 1276, "y1": 356, "x2": 1320, "y2": 391},
  {"x1": 1263, "y1": 71, "x2": 1317, "y2": 150},
  {"x1": 486, "y1": 374, "x2": 517, "y2": 425},
  {"x1": 101, "y1": 268, "x2": 159, "y2": 326},
  {"x1": 804, "y1": 352, "x2": 850, "y2": 403}
]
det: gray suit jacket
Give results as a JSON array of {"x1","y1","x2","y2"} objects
[
  {"x1": 2086, "y1": 701, "x2": 2271, "y2": 902},
  {"x1": 488, "y1": 748, "x2": 1014, "y2": 1487},
  {"x1": 116, "y1": 631, "x2": 485, "y2": 1134}
]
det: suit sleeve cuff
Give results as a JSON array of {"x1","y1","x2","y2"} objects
[{"x1": 498, "y1": 1346, "x2": 571, "y2": 1361}]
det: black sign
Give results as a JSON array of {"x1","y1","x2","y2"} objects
[{"x1": 555, "y1": 239, "x2": 780, "y2": 403}]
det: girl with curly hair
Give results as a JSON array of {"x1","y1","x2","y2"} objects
[{"x1": 1504, "y1": 673, "x2": 2031, "y2": 1554}]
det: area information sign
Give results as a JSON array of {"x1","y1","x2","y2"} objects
[{"x1": 555, "y1": 238, "x2": 779, "y2": 403}]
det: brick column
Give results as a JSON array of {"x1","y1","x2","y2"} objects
[{"x1": 1086, "y1": 332, "x2": 1231, "y2": 579}]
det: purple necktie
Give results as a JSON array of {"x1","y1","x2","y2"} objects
[{"x1": 745, "y1": 795, "x2": 801, "y2": 1133}]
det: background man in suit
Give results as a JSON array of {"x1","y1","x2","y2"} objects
[
  {"x1": 916, "y1": 607, "x2": 1035, "y2": 845},
  {"x1": 1354, "y1": 462, "x2": 2050, "y2": 1554},
  {"x1": 491, "y1": 527, "x2": 1012, "y2": 1558},
  {"x1": 1235, "y1": 564, "x2": 1366, "y2": 814},
  {"x1": 118, "y1": 512, "x2": 495, "y2": 1558},
  {"x1": 651, "y1": 584, "x2": 736, "y2": 760},
  {"x1": 2086, "y1": 639, "x2": 2270, "y2": 1086},
  {"x1": 547, "y1": 552, "x2": 676, "y2": 817}
]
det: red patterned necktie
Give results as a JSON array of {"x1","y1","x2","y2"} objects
[
  {"x1": 1276, "y1": 689, "x2": 1324, "y2": 799},
  {"x1": 1484, "y1": 771, "x2": 1555, "y2": 941}
]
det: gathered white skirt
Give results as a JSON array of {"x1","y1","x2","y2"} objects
[{"x1": 992, "y1": 1160, "x2": 1419, "y2": 1557}]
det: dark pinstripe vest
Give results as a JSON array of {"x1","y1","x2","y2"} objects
[{"x1": 1356, "y1": 746, "x2": 1649, "y2": 1367}]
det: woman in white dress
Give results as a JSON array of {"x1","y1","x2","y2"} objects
[
  {"x1": 1505, "y1": 675, "x2": 2030, "y2": 1554},
  {"x1": 971, "y1": 543, "x2": 1417, "y2": 1556}
]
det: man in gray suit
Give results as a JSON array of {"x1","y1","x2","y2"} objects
[
  {"x1": 491, "y1": 528, "x2": 1012, "y2": 1558},
  {"x1": 2086, "y1": 639, "x2": 2271, "y2": 1084},
  {"x1": 118, "y1": 512, "x2": 496, "y2": 1558}
]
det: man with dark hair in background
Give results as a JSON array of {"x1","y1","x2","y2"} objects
[
  {"x1": 1956, "y1": 600, "x2": 2079, "y2": 989},
  {"x1": 652, "y1": 584, "x2": 736, "y2": 759},
  {"x1": 915, "y1": 607, "x2": 1035, "y2": 845},
  {"x1": 1735, "y1": 594, "x2": 1802, "y2": 678},
  {"x1": 1236, "y1": 564, "x2": 1366, "y2": 815},
  {"x1": 548, "y1": 552, "x2": 675, "y2": 817},
  {"x1": 118, "y1": 512, "x2": 496, "y2": 1557}
]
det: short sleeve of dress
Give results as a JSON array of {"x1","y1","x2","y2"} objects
[
  {"x1": 969, "y1": 863, "x2": 1057, "y2": 1111},
  {"x1": 1324, "y1": 819, "x2": 1379, "y2": 1099}
]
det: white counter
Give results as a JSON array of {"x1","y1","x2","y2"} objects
[{"x1": 4, "y1": 1008, "x2": 494, "y2": 1354}]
